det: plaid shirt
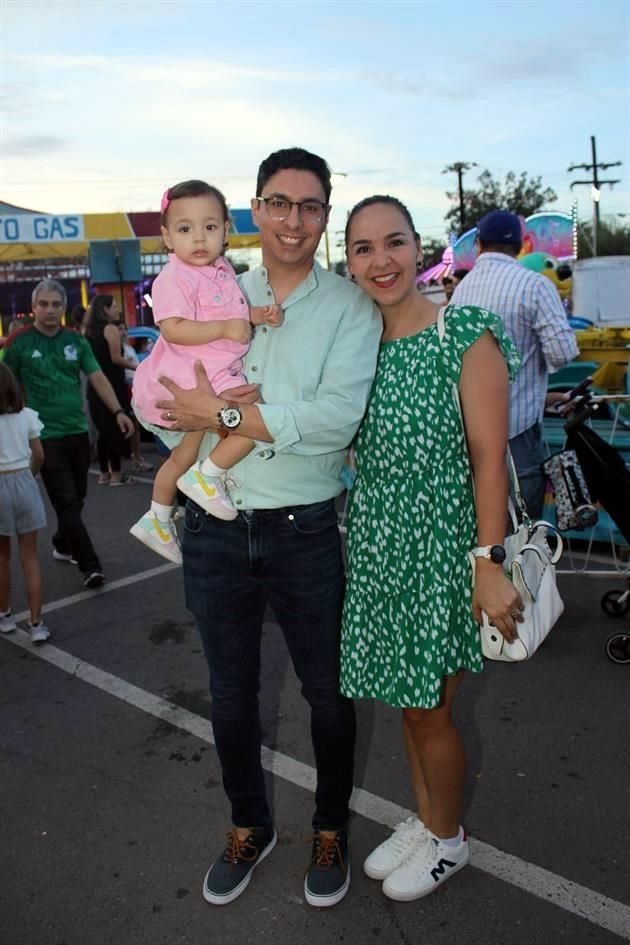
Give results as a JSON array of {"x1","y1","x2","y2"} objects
[{"x1": 451, "y1": 252, "x2": 579, "y2": 438}]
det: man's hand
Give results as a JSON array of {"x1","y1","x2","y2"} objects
[
  {"x1": 116, "y1": 412, "x2": 135, "y2": 438},
  {"x1": 157, "y1": 361, "x2": 222, "y2": 431},
  {"x1": 222, "y1": 383, "x2": 261, "y2": 405},
  {"x1": 223, "y1": 319, "x2": 252, "y2": 344}
]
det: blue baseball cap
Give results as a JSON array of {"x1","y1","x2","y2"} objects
[{"x1": 477, "y1": 210, "x2": 522, "y2": 246}]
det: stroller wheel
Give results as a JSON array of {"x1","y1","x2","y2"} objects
[
  {"x1": 601, "y1": 590, "x2": 630, "y2": 617},
  {"x1": 605, "y1": 632, "x2": 630, "y2": 664}
]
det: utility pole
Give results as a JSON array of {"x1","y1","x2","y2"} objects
[
  {"x1": 568, "y1": 136, "x2": 621, "y2": 256},
  {"x1": 442, "y1": 162, "x2": 478, "y2": 234}
]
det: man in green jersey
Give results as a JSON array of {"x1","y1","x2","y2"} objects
[{"x1": 4, "y1": 279, "x2": 134, "y2": 588}]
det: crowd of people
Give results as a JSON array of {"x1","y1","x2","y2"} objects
[{"x1": 0, "y1": 146, "x2": 578, "y2": 908}]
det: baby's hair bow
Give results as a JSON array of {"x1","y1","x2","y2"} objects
[{"x1": 160, "y1": 189, "x2": 171, "y2": 214}]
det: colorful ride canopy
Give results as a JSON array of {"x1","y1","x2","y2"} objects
[{"x1": 452, "y1": 211, "x2": 574, "y2": 272}]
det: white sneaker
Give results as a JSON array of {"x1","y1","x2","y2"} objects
[
  {"x1": 0, "y1": 609, "x2": 17, "y2": 634},
  {"x1": 176, "y1": 463, "x2": 237, "y2": 521},
  {"x1": 382, "y1": 829, "x2": 469, "y2": 901},
  {"x1": 364, "y1": 817, "x2": 428, "y2": 880},
  {"x1": 52, "y1": 549, "x2": 78, "y2": 565},
  {"x1": 129, "y1": 510, "x2": 182, "y2": 564},
  {"x1": 28, "y1": 621, "x2": 51, "y2": 645}
]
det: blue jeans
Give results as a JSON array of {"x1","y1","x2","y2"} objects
[
  {"x1": 509, "y1": 421, "x2": 547, "y2": 521},
  {"x1": 183, "y1": 498, "x2": 356, "y2": 831}
]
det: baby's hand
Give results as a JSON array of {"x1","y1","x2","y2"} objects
[
  {"x1": 223, "y1": 319, "x2": 252, "y2": 344},
  {"x1": 250, "y1": 304, "x2": 283, "y2": 328}
]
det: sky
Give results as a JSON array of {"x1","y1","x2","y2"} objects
[{"x1": 1, "y1": 0, "x2": 629, "y2": 264}]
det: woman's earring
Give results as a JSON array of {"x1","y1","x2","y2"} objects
[
  {"x1": 416, "y1": 258, "x2": 424, "y2": 273},
  {"x1": 349, "y1": 273, "x2": 356, "y2": 282}
]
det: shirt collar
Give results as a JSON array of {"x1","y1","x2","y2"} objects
[{"x1": 475, "y1": 252, "x2": 520, "y2": 267}]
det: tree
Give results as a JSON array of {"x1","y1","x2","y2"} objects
[
  {"x1": 420, "y1": 237, "x2": 448, "y2": 269},
  {"x1": 577, "y1": 219, "x2": 630, "y2": 258},
  {"x1": 444, "y1": 169, "x2": 558, "y2": 233}
]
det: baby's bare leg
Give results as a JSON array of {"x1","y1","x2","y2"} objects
[
  {"x1": 207, "y1": 434, "x2": 255, "y2": 471},
  {"x1": 153, "y1": 431, "x2": 205, "y2": 505}
]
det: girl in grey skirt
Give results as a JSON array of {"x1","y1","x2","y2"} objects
[{"x1": 0, "y1": 362, "x2": 49, "y2": 644}]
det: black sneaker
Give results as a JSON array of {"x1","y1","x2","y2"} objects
[
  {"x1": 83, "y1": 571, "x2": 105, "y2": 589},
  {"x1": 203, "y1": 826, "x2": 277, "y2": 905},
  {"x1": 304, "y1": 829, "x2": 350, "y2": 907}
]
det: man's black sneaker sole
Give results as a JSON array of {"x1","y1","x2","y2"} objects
[
  {"x1": 304, "y1": 863, "x2": 351, "y2": 908},
  {"x1": 202, "y1": 829, "x2": 277, "y2": 905}
]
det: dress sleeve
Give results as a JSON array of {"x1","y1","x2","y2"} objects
[{"x1": 439, "y1": 304, "x2": 520, "y2": 384}]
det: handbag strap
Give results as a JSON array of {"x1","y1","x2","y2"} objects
[{"x1": 436, "y1": 305, "x2": 530, "y2": 527}]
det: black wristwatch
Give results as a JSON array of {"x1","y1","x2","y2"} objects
[
  {"x1": 471, "y1": 544, "x2": 507, "y2": 564},
  {"x1": 217, "y1": 403, "x2": 243, "y2": 431}
]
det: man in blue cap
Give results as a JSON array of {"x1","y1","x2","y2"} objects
[{"x1": 451, "y1": 209, "x2": 578, "y2": 518}]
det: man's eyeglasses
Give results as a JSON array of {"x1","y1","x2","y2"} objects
[{"x1": 256, "y1": 195, "x2": 329, "y2": 223}]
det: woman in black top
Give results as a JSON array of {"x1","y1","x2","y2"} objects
[{"x1": 84, "y1": 295, "x2": 137, "y2": 485}]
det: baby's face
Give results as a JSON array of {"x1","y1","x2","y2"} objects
[{"x1": 161, "y1": 193, "x2": 229, "y2": 267}]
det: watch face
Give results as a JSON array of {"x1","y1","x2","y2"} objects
[
  {"x1": 490, "y1": 545, "x2": 507, "y2": 564},
  {"x1": 221, "y1": 406, "x2": 242, "y2": 429}
]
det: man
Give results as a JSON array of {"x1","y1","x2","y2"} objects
[
  {"x1": 451, "y1": 210, "x2": 578, "y2": 518},
  {"x1": 157, "y1": 148, "x2": 382, "y2": 907},
  {"x1": 4, "y1": 279, "x2": 134, "y2": 588}
]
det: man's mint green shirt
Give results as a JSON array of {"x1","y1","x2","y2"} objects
[{"x1": 199, "y1": 262, "x2": 382, "y2": 509}]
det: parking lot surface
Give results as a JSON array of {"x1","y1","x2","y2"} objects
[{"x1": 1, "y1": 451, "x2": 629, "y2": 945}]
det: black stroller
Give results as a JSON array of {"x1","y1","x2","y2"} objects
[{"x1": 561, "y1": 382, "x2": 630, "y2": 664}]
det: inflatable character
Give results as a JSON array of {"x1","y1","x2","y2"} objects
[{"x1": 520, "y1": 252, "x2": 572, "y2": 301}]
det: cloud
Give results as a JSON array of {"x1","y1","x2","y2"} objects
[{"x1": 3, "y1": 135, "x2": 69, "y2": 157}]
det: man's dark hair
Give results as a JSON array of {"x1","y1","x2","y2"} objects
[
  {"x1": 256, "y1": 148, "x2": 332, "y2": 202},
  {"x1": 478, "y1": 240, "x2": 521, "y2": 257},
  {"x1": 344, "y1": 194, "x2": 420, "y2": 247},
  {"x1": 452, "y1": 268, "x2": 470, "y2": 280},
  {"x1": 161, "y1": 180, "x2": 230, "y2": 227},
  {"x1": 0, "y1": 361, "x2": 25, "y2": 414}
]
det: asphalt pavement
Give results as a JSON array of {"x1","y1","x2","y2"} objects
[{"x1": 1, "y1": 444, "x2": 629, "y2": 945}]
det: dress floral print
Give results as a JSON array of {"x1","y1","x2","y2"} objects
[{"x1": 340, "y1": 305, "x2": 520, "y2": 709}]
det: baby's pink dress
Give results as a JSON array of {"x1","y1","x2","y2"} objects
[{"x1": 133, "y1": 255, "x2": 249, "y2": 427}]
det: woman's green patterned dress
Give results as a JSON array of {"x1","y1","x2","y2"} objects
[{"x1": 340, "y1": 305, "x2": 519, "y2": 709}]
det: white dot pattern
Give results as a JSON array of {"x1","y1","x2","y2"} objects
[{"x1": 340, "y1": 305, "x2": 520, "y2": 708}]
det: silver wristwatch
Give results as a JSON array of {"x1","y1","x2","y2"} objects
[{"x1": 217, "y1": 403, "x2": 243, "y2": 431}]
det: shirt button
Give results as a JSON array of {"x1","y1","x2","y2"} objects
[
  {"x1": 262, "y1": 326, "x2": 268, "y2": 333},
  {"x1": 251, "y1": 365, "x2": 257, "y2": 372},
  {"x1": 214, "y1": 295, "x2": 221, "y2": 303},
  {"x1": 236, "y1": 499, "x2": 242, "y2": 505},
  {"x1": 240, "y1": 298, "x2": 245, "y2": 304},
  {"x1": 267, "y1": 290, "x2": 273, "y2": 297}
]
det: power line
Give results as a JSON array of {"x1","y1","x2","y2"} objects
[{"x1": 568, "y1": 135, "x2": 622, "y2": 255}]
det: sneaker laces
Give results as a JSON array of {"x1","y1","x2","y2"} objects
[
  {"x1": 310, "y1": 832, "x2": 345, "y2": 871},
  {"x1": 388, "y1": 816, "x2": 425, "y2": 853},
  {"x1": 222, "y1": 473, "x2": 241, "y2": 491},
  {"x1": 222, "y1": 829, "x2": 260, "y2": 866},
  {"x1": 398, "y1": 831, "x2": 432, "y2": 869}
]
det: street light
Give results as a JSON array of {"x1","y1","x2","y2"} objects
[{"x1": 325, "y1": 171, "x2": 348, "y2": 270}]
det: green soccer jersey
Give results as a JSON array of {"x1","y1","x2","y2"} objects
[{"x1": 3, "y1": 327, "x2": 101, "y2": 439}]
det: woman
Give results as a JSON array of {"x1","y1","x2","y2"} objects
[
  {"x1": 340, "y1": 196, "x2": 522, "y2": 902},
  {"x1": 84, "y1": 296, "x2": 137, "y2": 485}
]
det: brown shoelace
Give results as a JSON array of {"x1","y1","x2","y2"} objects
[
  {"x1": 310, "y1": 833, "x2": 345, "y2": 870},
  {"x1": 222, "y1": 829, "x2": 260, "y2": 866}
]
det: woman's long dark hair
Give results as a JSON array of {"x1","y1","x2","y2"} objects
[
  {"x1": 0, "y1": 361, "x2": 25, "y2": 414},
  {"x1": 84, "y1": 295, "x2": 115, "y2": 339}
]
